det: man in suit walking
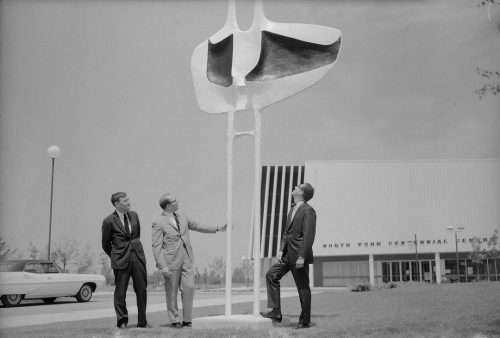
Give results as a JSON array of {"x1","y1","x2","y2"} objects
[
  {"x1": 151, "y1": 193, "x2": 227, "y2": 328},
  {"x1": 102, "y1": 192, "x2": 149, "y2": 329},
  {"x1": 261, "y1": 183, "x2": 316, "y2": 329}
]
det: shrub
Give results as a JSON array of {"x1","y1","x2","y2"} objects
[
  {"x1": 352, "y1": 284, "x2": 371, "y2": 292},
  {"x1": 386, "y1": 282, "x2": 397, "y2": 289}
]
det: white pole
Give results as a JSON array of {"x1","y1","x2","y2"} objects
[
  {"x1": 225, "y1": 110, "x2": 234, "y2": 316},
  {"x1": 253, "y1": 108, "x2": 262, "y2": 315}
]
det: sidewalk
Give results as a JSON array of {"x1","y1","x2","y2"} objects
[{"x1": 0, "y1": 289, "x2": 342, "y2": 329}]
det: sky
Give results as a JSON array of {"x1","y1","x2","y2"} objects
[{"x1": 0, "y1": 0, "x2": 499, "y2": 274}]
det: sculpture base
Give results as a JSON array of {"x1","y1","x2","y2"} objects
[{"x1": 192, "y1": 314, "x2": 290, "y2": 330}]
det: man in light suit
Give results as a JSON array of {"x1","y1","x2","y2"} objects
[
  {"x1": 261, "y1": 183, "x2": 316, "y2": 329},
  {"x1": 101, "y1": 192, "x2": 149, "y2": 329},
  {"x1": 151, "y1": 193, "x2": 227, "y2": 328}
]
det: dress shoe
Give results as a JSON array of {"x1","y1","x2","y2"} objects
[
  {"x1": 260, "y1": 310, "x2": 282, "y2": 322},
  {"x1": 294, "y1": 323, "x2": 310, "y2": 329},
  {"x1": 118, "y1": 322, "x2": 127, "y2": 329},
  {"x1": 137, "y1": 323, "x2": 152, "y2": 328},
  {"x1": 169, "y1": 322, "x2": 182, "y2": 329},
  {"x1": 182, "y1": 321, "x2": 192, "y2": 328}
]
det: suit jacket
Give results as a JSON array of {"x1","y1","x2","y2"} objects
[
  {"x1": 102, "y1": 210, "x2": 147, "y2": 270},
  {"x1": 152, "y1": 211, "x2": 216, "y2": 270},
  {"x1": 280, "y1": 202, "x2": 317, "y2": 264}
]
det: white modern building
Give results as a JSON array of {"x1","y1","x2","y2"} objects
[{"x1": 258, "y1": 159, "x2": 500, "y2": 287}]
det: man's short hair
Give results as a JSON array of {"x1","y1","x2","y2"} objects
[
  {"x1": 302, "y1": 183, "x2": 314, "y2": 202},
  {"x1": 159, "y1": 193, "x2": 175, "y2": 210},
  {"x1": 111, "y1": 192, "x2": 127, "y2": 206}
]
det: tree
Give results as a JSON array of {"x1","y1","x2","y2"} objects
[
  {"x1": 476, "y1": 68, "x2": 500, "y2": 99},
  {"x1": 486, "y1": 229, "x2": 499, "y2": 258},
  {"x1": 27, "y1": 241, "x2": 39, "y2": 259},
  {"x1": 468, "y1": 237, "x2": 488, "y2": 280},
  {"x1": 51, "y1": 238, "x2": 79, "y2": 272},
  {"x1": 202, "y1": 268, "x2": 208, "y2": 287},
  {"x1": 475, "y1": 0, "x2": 500, "y2": 99},
  {"x1": 468, "y1": 230, "x2": 500, "y2": 280},
  {"x1": 233, "y1": 257, "x2": 253, "y2": 287},
  {"x1": 477, "y1": 0, "x2": 500, "y2": 8},
  {"x1": 0, "y1": 237, "x2": 17, "y2": 259},
  {"x1": 486, "y1": 229, "x2": 499, "y2": 280},
  {"x1": 232, "y1": 266, "x2": 244, "y2": 284},
  {"x1": 208, "y1": 256, "x2": 226, "y2": 285},
  {"x1": 77, "y1": 244, "x2": 96, "y2": 274},
  {"x1": 241, "y1": 257, "x2": 253, "y2": 288},
  {"x1": 148, "y1": 270, "x2": 163, "y2": 287},
  {"x1": 99, "y1": 252, "x2": 113, "y2": 285},
  {"x1": 194, "y1": 267, "x2": 202, "y2": 285}
]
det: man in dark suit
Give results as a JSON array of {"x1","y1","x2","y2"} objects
[
  {"x1": 261, "y1": 183, "x2": 316, "y2": 329},
  {"x1": 102, "y1": 192, "x2": 149, "y2": 329}
]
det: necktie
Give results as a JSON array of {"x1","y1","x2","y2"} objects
[
  {"x1": 123, "y1": 213, "x2": 131, "y2": 235},
  {"x1": 174, "y1": 213, "x2": 180, "y2": 230}
]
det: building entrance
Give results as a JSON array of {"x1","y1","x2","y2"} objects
[{"x1": 382, "y1": 260, "x2": 436, "y2": 283}]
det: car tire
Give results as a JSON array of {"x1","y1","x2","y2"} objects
[
  {"x1": 42, "y1": 297, "x2": 57, "y2": 304},
  {"x1": 1, "y1": 294, "x2": 23, "y2": 307},
  {"x1": 75, "y1": 284, "x2": 92, "y2": 302}
]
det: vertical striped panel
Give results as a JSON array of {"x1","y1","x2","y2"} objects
[{"x1": 256, "y1": 165, "x2": 305, "y2": 258}]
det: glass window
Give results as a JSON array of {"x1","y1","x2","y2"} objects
[
  {"x1": 42, "y1": 262, "x2": 60, "y2": 273},
  {"x1": 391, "y1": 262, "x2": 400, "y2": 282},
  {"x1": 401, "y1": 262, "x2": 410, "y2": 282},
  {"x1": 24, "y1": 262, "x2": 44, "y2": 273},
  {"x1": 382, "y1": 262, "x2": 390, "y2": 283},
  {"x1": 411, "y1": 261, "x2": 420, "y2": 281}
]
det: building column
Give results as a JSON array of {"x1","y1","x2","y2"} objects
[
  {"x1": 369, "y1": 254, "x2": 374, "y2": 286},
  {"x1": 435, "y1": 252, "x2": 441, "y2": 284}
]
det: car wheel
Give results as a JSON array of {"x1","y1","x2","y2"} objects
[
  {"x1": 42, "y1": 297, "x2": 57, "y2": 304},
  {"x1": 75, "y1": 284, "x2": 93, "y2": 302},
  {"x1": 1, "y1": 294, "x2": 23, "y2": 307}
]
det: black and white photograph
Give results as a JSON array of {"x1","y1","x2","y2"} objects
[{"x1": 0, "y1": 0, "x2": 499, "y2": 337}]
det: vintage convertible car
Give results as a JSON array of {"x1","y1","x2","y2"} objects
[{"x1": 0, "y1": 260, "x2": 106, "y2": 307}]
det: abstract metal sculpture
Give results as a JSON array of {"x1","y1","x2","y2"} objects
[{"x1": 191, "y1": 0, "x2": 341, "y2": 316}]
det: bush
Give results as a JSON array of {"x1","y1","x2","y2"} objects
[
  {"x1": 352, "y1": 284, "x2": 371, "y2": 292},
  {"x1": 385, "y1": 282, "x2": 397, "y2": 289}
]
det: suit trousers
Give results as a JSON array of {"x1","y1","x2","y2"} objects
[
  {"x1": 163, "y1": 246, "x2": 194, "y2": 323},
  {"x1": 265, "y1": 258, "x2": 311, "y2": 325},
  {"x1": 113, "y1": 251, "x2": 148, "y2": 326}
]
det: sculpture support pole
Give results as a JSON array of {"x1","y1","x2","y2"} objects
[
  {"x1": 226, "y1": 110, "x2": 234, "y2": 316},
  {"x1": 252, "y1": 108, "x2": 262, "y2": 315}
]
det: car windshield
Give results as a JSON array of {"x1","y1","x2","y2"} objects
[{"x1": 0, "y1": 261, "x2": 27, "y2": 272}]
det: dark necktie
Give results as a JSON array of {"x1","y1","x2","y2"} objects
[
  {"x1": 174, "y1": 213, "x2": 180, "y2": 229},
  {"x1": 123, "y1": 213, "x2": 131, "y2": 235}
]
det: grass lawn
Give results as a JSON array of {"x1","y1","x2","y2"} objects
[{"x1": 1, "y1": 282, "x2": 499, "y2": 338}]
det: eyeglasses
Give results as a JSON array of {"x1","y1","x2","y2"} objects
[
  {"x1": 166, "y1": 199, "x2": 177, "y2": 206},
  {"x1": 296, "y1": 184, "x2": 304, "y2": 191}
]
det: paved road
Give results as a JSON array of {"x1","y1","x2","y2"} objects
[{"x1": 0, "y1": 289, "x2": 315, "y2": 329}]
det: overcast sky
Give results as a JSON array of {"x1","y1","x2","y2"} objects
[{"x1": 0, "y1": 0, "x2": 499, "y2": 273}]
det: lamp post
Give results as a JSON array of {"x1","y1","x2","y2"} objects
[
  {"x1": 447, "y1": 226, "x2": 465, "y2": 283},
  {"x1": 47, "y1": 145, "x2": 61, "y2": 261}
]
